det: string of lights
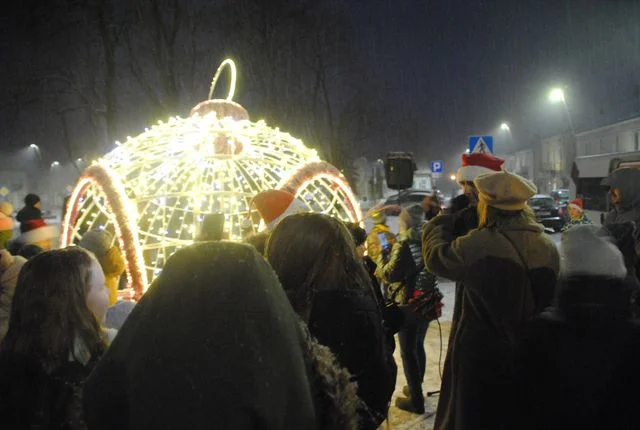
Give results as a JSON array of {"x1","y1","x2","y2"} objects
[{"x1": 62, "y1": 60, "x2": 362, "y2": 297}]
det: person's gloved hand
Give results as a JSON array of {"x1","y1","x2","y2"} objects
[{"x1": 449, "y1": 194, "x2": 471, "y2": 214}]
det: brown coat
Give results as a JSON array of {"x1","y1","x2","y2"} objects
[{"x1": 423, "y1": 213, "x2": 559, "y2": 430}]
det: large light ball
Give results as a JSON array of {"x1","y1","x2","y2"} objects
[{"x1": 61, "y1": 70, "x2": 361, "y2": 298}]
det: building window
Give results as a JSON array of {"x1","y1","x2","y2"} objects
[{"x1": 635, "y1": 132, "x2": 640, "y2": 151}]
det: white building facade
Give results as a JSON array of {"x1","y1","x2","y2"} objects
[
  {"x1": 576, "y1": 116, "x2": 640, "y2": 157},
  {"x1": 538, "y1": 133, "x2": 576, "y2": 194},
  {"x1": 503, "y1": 148, "x2": 537, "y2": 183}
]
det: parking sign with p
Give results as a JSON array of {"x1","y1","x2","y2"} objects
[{"x1": 431, "y1": 160, "x2": 444, "y2": 174}]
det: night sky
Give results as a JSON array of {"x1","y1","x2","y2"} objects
[
  {"x1": 343, "y1": 0, "x2": 640, "y2": 168},
  {"x1": 2, "y1": 0, "x2": 640, "y2": 173}
]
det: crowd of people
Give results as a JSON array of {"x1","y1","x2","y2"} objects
[{"x1": 0, "y1": 152, "x2": 639, "y2": 429}]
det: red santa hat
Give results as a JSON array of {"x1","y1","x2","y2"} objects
[
  {"x1": 251, "y1": 190, "x2": 308, "y2": 230},
  {"x1": 17, "y1": 218, "x2": 57, "y2": 246},
  {"x1": 456, "y1": 153, "x2": 505, "y2": 184},
  {"x1": 568, "y1": 198, "x2": 584, "y2": 212}
]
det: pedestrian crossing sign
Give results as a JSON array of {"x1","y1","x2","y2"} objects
[{"x1": 468, "y1": 135, "x2": 494, "y2": 154}]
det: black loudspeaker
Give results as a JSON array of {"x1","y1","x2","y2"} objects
[{"x1": 385, "y1": 152, "x2": 416, "y2": 190}]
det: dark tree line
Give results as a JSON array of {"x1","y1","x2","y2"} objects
[{"x1": 0, "y1": 0, "x2": 391, "y2": 186}]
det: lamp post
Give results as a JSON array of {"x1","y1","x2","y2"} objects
[
  {"x1": 29, "y1": 144, "x2": 43, "y2": 166},
  {"x1": 500, "y1": 122, "x2": 513, "y2": 147},
  {"x1": 548, "y1": 87, "x2": 575, "y2": 134}
]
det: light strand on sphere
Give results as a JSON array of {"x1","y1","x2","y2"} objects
[
  {"x1": 208, "y1": 59, "x2": 237, "y2": 101},
  {"x1": 64, "y1": 61, "x2": 361, "y2": 292},
  {"x1": 65, "y1": 164, "x2": 148, "y2": 299},
  {"x1": 61, "y1": 178, "x2": 93, "y2": 246},
  {"x1": 277, "y1": 161, "x2": 362, "y2": 223}
]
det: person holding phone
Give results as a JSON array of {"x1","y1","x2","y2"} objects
[
  {"x1": 376, "y1": 204, "x2": 441, "y2": 415},
  {"x1": 366, "y1": 210, "x2": 396, "y2": 292}
]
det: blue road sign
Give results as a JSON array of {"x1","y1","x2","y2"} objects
[
  {"x1": 431, "y1": 160, "x2": 444, "y2": 173},
  {"x1": 468, "y1": 135, "x2": 494, "y2": 154}
]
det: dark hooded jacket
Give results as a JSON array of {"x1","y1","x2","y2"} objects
[
  {"x1": 16, "y1": 206, "x2": 42, "y2": 233},
  {"x1": 423, "y1": 211, "x2": 559, "y2": 430},
  {"x1": 377, "y1": 225, "x2": 437, "y2": 305},
  {"x1": 515, "y1": 276, "x2": 640, "y2": 430},
  {"x1": 603, "y1": 168, "x2": 640, "y2": 278},
  {"x1": 0, "y1": 354, "x2": 99, "y2": 430},
  {"x1": 307, "y1": 287, "x2": 397, "y2": 429},
  {"x1": 83, "y1": 242, "x2": 338, "y2": 430},
  {"x1": 604, "y1": 168, "x2": 640, "y2": 225}
]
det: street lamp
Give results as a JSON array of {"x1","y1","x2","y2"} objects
[
  {"x1": 548, "y1": 88, "x2": 565, "y2": 103},
  {"x1": 28, "y1": 143, "x2": 43, "y2": 167},
  {"x1": 500, "y1": 122, "x2": 510, "y2": 132},
  {"x1": 449, "y1": 174, "x2": 456, "y2": 181},
  {"x1": 548, "y1": 87, "x2": 575, "y2": 134}
]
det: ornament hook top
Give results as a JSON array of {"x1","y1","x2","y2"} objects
[{"x1": 208, "y1": 59, "x2": 237, "y2": 101}]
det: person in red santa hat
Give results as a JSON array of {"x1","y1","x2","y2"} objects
[
  {"x1": 455, "y1": 152, "x2": 506, "y2": 206},
  {"x1": 561, "y1": 198, "x2": 592, "y2": 232},
  {"x1": 251, "y1": 189, "x2": 309, "y2": 231},
  {"x1": 447, "y1": 152, "x2": 505, "y2": 236},
  {"x1": 421, "y1": 151, "x2": 504, "y2": 420}
]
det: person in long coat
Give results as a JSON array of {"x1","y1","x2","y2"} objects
[
  {"x1": 82, "y1": 241, "x2": 360, "y2": 430},
  {"x1": 266, "y1": 213, "x2": 397, "y2": 429},
  {"x1": 423, "y1": 171, "x2": 560, "y2": 430}
]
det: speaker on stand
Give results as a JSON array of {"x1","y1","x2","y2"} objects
[{"x1": 384, "y1": 152, "x2": 417, "y2": 198}]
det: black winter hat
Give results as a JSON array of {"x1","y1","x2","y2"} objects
[
  {"x1": 345, "y1": 222, "x2": 367, "y2": 247},
  {"x1": 24, "y1": 194, "x2": 40, "y2": 207}
]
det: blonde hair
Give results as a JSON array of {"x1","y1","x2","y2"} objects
[{"x1": 478, "y1": 199, "x2": 537, "y2": 228}]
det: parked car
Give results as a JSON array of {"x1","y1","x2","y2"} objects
[
  {"x1": 384, "y1": 189, "x2": 432, "y2": 207},
  {"x1": 550, "y1": 189, "x2": 570, "y2": 206},
  {"x1": 383, "y1": 189, "x2": 447, "y2": 213},
  {"x1": 528, "y1": 194, "x2": 565, "y2": 232}
]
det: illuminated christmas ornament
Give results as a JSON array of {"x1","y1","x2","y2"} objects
[{"x1": 61, "y1": 60, "x2": 362, "y2": 299}]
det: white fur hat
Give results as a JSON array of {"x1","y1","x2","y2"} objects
[
  {"x1": 17, "y1": 219, "x2": 57, "y2": 246},
  {"x1": 561, "y1": 225, "x2": 627, "y2": 279},
  {"x1": 456, "y1": 152, "x2": 505, "y2": 184}
]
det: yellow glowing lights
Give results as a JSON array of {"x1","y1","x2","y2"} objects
[
  {"x1": 62, "y1": 59, "x2": 361, "y2": 294},
  {"x1": 209, "y1": 59, "x2": 237, "y2": 101}
]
